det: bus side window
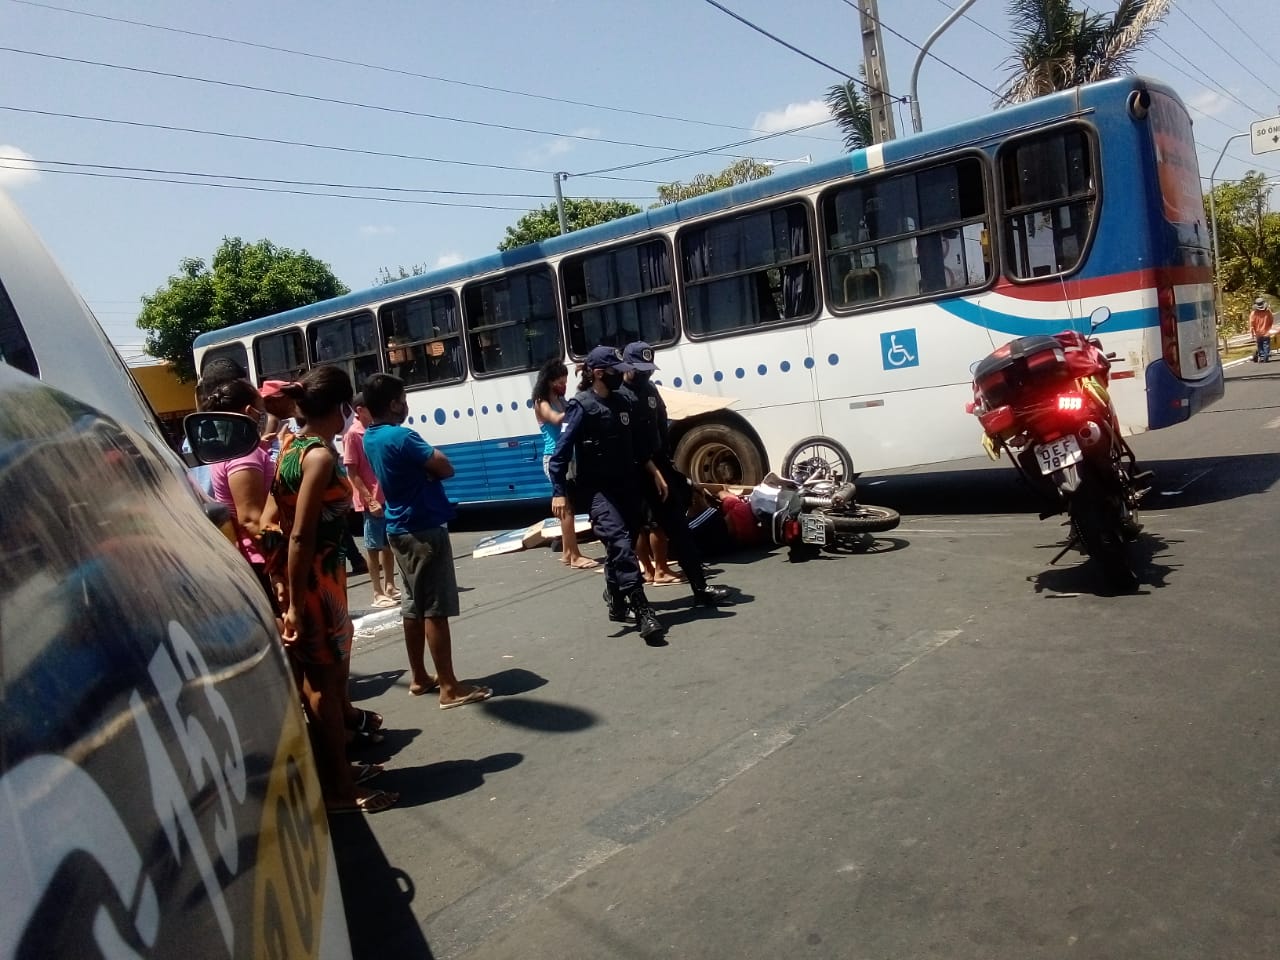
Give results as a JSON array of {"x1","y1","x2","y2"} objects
[
  {"x1": 680, "y1": 201, "x2": 815, "y2": 337},
  {"x1": 1000, "y1": 126, "x2": 1097, "y2": 280},
  {"x1": 378, "y1": 291, "x2": 465, "y2": 389},
  {"x1": 463, "y1": 265, "x2": 562, "y2": 376},
  {"x1": 253, "y1": 329, "x2": 308, "y2": 383}
]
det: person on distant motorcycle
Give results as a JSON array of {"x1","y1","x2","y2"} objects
[
  {"x1": 548, "y1": 346, "x2": 668, "y2": 642},
  {"x1": 1250, "y1": 297, "x2": 1274, "y2": 363},
  {"x1": 619, "y1": 340, "x2": 731, "y2": 610}
]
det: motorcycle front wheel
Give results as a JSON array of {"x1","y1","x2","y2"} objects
[{"x1": 826, "y1": 503, "x2": 901, "y2": 534}]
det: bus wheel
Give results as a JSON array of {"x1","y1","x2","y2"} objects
[
  {"x1": 674, "y1": 423, "x2": 764, "y2": 487},
  {"x1": 781, "y1": 436, "x2": 855, "y2": 484}
]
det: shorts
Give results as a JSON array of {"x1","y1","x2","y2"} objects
[
  {"x1": 363, "y1": 512, "x2": 389, "y2": 549},
  {"x1": 388, "y1": 525, "x2": 460, "y2": 620},
  {"x1": 542, "y1": 454, "x2": 552, "y2": 481}
]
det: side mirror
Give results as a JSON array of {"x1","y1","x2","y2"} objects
[
  {"x1": 1089, "y1": 306, "x2": 1112, "y2": 331},
  {"x1": 183, "y1": 412, "x2": 261, "y2": 465}
]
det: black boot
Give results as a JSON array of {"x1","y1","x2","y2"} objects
[
  {"x1": 604, "y1": 585, "x2": 632, "y2": 623},
  {"x1": 627, "y1": 587, "x2": 666, "y2": 640},
  {"x1": 690, "y1": 580, "x2": 732, "y2": 606}
]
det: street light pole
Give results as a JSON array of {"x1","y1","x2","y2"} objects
[
  {"x1": 552, "y1": 172, "x2": 569, "y2": 235},
  {"x1": 908, "y1": 0, "x2": 977, "y2": 133},
  {"x1": 1207, "y1": 133, "x2": 1248, "y2": 308}
]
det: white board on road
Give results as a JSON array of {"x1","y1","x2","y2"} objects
[{"x1": 1251, "y1": 115, "x2": 1280, "y2": 155}]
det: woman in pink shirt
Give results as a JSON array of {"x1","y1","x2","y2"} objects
[{"x1": 203, "y1": 378, "x2": 276, "y2": 596}]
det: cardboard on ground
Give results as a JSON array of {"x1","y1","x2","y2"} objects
[
  {"x1": 472, "y1": 514, "x2": 592, "y2": 558},
  {"x1": 659, "y1": 384, "x2": 735, "y2": 419}
]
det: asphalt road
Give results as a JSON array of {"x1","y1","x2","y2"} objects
[{"x1": 334, "y1": 359, "x2": 1280, "y2": 960}]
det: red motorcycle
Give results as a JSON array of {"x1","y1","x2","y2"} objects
[{"x1": 967, "y1": 307, "x2": 1151, "y2": 590}]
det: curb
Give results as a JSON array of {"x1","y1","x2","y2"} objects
[{"x1": 351, "y1": 607, "x2": 402, "y2": 638}]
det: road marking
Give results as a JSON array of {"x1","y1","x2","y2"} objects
[
  {"x1": 1264, "y1": 415, "x2": 1280, "y2": 430},
  {"x1": 423, "y1": 629, "x2": 961, "y2": 958},
  {"x1": 1159, "y1": 467, "x2": 1214, "y2": 496}
]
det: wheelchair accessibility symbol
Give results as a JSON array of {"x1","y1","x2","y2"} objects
[{"x1": 880, "y1": 329, "x2": 919, "y2": 370}]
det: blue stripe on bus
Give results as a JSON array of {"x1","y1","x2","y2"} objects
[
  {"x1": 936, "y1": 299, "x2": 1156, "y2": 337},
  {"x1": 436, "y1": 434, "x2": 552, "y2": 506}
]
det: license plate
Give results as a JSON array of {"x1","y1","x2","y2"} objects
[
  {"x1": 1035, "y1": 435, "x2": 1083, "y2": 475},
  {"x1": 800, "y1": 513, "x2": 829, "y2": 545}
]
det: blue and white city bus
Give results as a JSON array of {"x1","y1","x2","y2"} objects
[{"x1": 194, "y1": 75, "x2": 1223, "y2": 507}]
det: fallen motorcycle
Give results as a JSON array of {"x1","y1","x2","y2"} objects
[
  {"x1": 967, "y1": 306, "x2": 1151, "y2": 590},
  {"x1": 749, "y1": 463, "x2": 900, "y2": 560}
]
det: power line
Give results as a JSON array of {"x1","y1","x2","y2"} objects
[
  {"x1": 0, "y1": 154, "x2": 655, "y2": 200},
  {"x1": 0, "y1": 162, "x2": 537, "y2": 209},
  {"x1": 932, "y1": 0, "x2": 1007, "y2": 45},
  {"x1": 0, "y1": 104, "x2": 669, "y2": 184},
  {"x1": 1149, "y1": 36, "x2": 1261, "y2": 115},
  {"x1": 1204, "y1": 0, "x2": 1273, "y2": 66},
  {"x1": 1174, "y1": 4, "x2": 1280, "y2": 104},
  {"x1": 573, "y1": 118, "x2": 834, "y2": 178},
  {"x1": 836, "y1": 0, "x2": 1000, "y2": 100},
  {"x1": 0, "y1": 46, "x2": 767, "y2": 163},
  {"x1": 5, "y1": 0, "x2": 838, "y2": 144},
  {"x1": 698, "y1": 0, "x2": 896, "y2": 99}
]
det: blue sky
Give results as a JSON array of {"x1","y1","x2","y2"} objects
[{"x1": 2, "y1": 0, "x2": 1278, "y2": 361}]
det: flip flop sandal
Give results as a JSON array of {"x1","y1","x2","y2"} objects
[
  {"x1": 329, "y1": 788, "x2": 398, "y2": 815},
  {"x1": 371, "y1": 595, "x2": 398, "y2": 608},
  {"x1": 350, "y1": 708, "x2": 385, "y2": 743},
  {"x1": 352, "y1": 761, "x2": 384, "y2": 785},
  {"x1": 439, "y1": 687, "x2": 493, "y2": 710}
]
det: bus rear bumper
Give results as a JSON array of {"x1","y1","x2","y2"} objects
[{"x1": 1145, "y1": 359, "x2": 1224, "y2": 430}]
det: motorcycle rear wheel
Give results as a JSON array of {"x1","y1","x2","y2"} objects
[{"x1": 1070, "y1": 487, "x2": 1138, "y2": 592}]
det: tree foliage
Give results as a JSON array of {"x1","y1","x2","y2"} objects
[
  {"x1": 825, "y1": 81, "x2": 873, "y2": 152},
  {"x1": 1204, "y1": 173, "x2": 1280, "y2": 334},
  {"x1": 997, "y1": 0, "x2": 1170, "y2": 105},
  {"x1": 653, "y1": 158, "x2": 776, "y2": 206},
  {"x1": 497, "y1": 198, "x2": 641, "y2": 251},
  {"x1": 137, "y1": 238, "x2": 347, "y2": 381}
]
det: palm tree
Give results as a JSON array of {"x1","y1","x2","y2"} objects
[
  {"x1": 825, "y1": 81, "x2": 874, "y2": 152},
  {"x1": 997, "y1": 0, "x2": 1171, "y2": 106}
]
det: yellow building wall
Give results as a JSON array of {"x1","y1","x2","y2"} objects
[{"x1": 129, "y1": 363, "x2": 198, "y2": 417}]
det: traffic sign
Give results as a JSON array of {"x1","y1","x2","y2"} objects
[{"x1": 1251, "y1": 115, "x2": 1280, "y2": 155}]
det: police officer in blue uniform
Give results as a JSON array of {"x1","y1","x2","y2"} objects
[
  {"x1": 548, "y1": 346, "x2": 668, "y2": 641},
  {"x1": 620, "y1": 341, "x2": 731, "y2": 607}
]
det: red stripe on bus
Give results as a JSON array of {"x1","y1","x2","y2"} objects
[{"x1": 992, "y1": 266, "x2": 1213, "y2": 302}]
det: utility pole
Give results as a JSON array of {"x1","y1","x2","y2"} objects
[
  {"x1": 552, "y1": 172, "x2": 569, "y2": 235},
  {"x1": 858, "y1": 0, "x2": 896, "y2": 143}
]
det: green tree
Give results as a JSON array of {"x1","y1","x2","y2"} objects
[
  {"x1": 137, "y1": 238, "x2": 347, "y2": 381},
  {"x1": 652, "y1": 158, "x2": 775, "y2": 206},
  {"x1": 497, "y1": 198, "x2": 641, "y2": 251},
  {"x1": 997, "y1": 0, "x2": 1170, "y2": 106},
  {"x1": 376, "y1": 263, "x2": 429, "y2": 285},
  {"x1": 824, "y1": 81, "x2": 873, "y2": 152},
  {"x1": 1204, "y1": 173, "x2": 1280, "y2": 336}
]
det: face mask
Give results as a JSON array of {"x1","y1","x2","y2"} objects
[
  {"x1": 632, "y1": 370, "x2": 652, "y2": 386},
  {"x1": 341, "y1": 403, "x2": 356, "y2": 434},
  {"x1": 600, "y1": 370, "x2": 623, "y2": 390},
  {"x1": 255, "y1": 409, "x2": 269, "y2": 433}
]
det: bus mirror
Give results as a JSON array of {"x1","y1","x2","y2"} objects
[
  {"x1": 1089, "y1": 306, "x2": 1112, "y2": 331},
  {"x1": 1127, "y1": 89, "x2": 1151, "y2": 120},
  {"x1": 184, "y1": 412, "x2": 261, "y2": 464}
]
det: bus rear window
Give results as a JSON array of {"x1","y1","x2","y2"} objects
[
  {"x1": 253, "y1": 329, "x2": 308, "y2": 383},
  {"x1": 379, "y1": 292, "x2": 465, "y2": 389},
  {"x1": 309, "y1": 310, "x2": 378, "y2": 391},
  {"x1": 1000, "y1": 126, "x2": 1097, "y2": 279},
  {"x1": 562, "y1": 238, "x2": 676, "y2": 355},
  {"x1": 680, "y1": 202, "x2": 816, "y2": 336},
  {"x1": 462, "y1": 265, "x2": 562, "y2": 376},
  {"x1": 1148, "y1": 91, "x2": 1204, "y2": 229}
]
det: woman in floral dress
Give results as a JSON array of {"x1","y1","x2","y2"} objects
[{"x1": 271, "y1": 366, "x2": 397, "y2": 814}]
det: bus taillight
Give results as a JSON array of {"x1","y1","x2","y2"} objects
[{"x1": 1158, "y1": 286, "x2": 1180, "y2": 371}]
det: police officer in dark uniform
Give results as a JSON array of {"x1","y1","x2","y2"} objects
[
  {"x1": 620, "y1": 341, "x2": 731, "y2": 607},
  {"x1": 548, "y1": 346, "x2": 668, "y2": 641}
]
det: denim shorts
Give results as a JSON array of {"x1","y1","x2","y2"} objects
[{"x1": 363, "y1": 512, "x2": 389, "y2": 549}]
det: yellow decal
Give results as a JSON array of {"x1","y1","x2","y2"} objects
[{"x1": 252, "y1": 699, "x2": 329, "y2": 960}]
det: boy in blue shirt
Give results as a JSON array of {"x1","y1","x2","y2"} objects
[{"x1": 361, "y1": 373, "x2": 491, "y2": 709}]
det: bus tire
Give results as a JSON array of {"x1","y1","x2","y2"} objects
[{"x1": 673, "y1": 422, "x2": 764, "y2": 487}]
